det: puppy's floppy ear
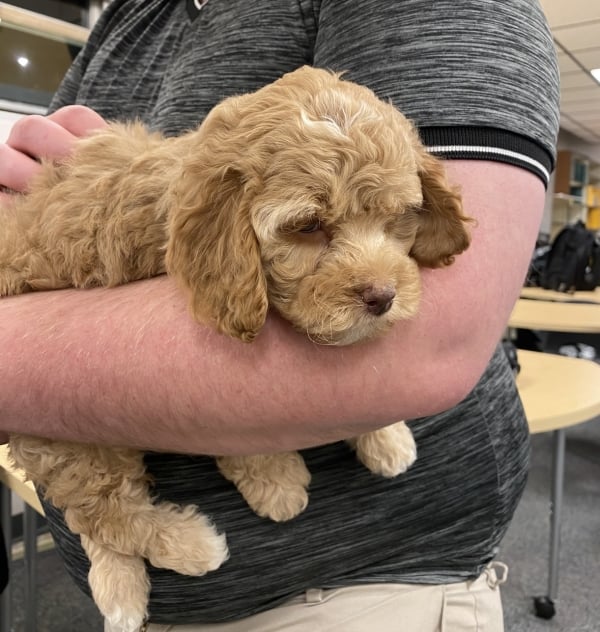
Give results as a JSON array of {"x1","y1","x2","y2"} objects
[
  {"x1": 165, "y1": 158, "x2": 268, "y2": 343},
  {"x1": 409, "y1": 149, "x2": 472, "y2": 268}
]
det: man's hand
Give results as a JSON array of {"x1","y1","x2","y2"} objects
[
  {"x1": 0, "y1": 106, "x2": 106, "y2": 443},
  {"x1": 0, "y1": 105, "x2": 107, "y2": 205}
]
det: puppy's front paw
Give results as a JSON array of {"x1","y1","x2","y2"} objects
[
  {"x1": 246, "y1": 479, "x2": 309, "y2": 522},
  {"x1": 217, "y1": 452, "x2": 311, "y2": 522},
  {"x1": 351, "y1": 421, "x2": 417, "y2": 477},
  {"x1": 103, "y1": 607, "x2": 146, "y2": 632}
]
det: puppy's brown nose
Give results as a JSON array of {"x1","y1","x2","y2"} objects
[{"x1": 361, "y1": 285, "x2": 395, "y2": 316}]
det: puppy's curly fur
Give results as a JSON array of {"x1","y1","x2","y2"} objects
[{"x1": 1, "y1": 67, "x2": 470, "y2": 632}]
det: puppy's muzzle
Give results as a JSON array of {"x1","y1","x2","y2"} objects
[{"x1": 360, "y1": 284, "x2": 396, "y2": 316}]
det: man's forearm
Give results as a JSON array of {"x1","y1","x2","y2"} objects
[
  {"x1": 0, "y1": 274, "x2": 470, "y2": 454},
  {"x1": 0, "y1": 162, "x2": 544, "y2": 454}
]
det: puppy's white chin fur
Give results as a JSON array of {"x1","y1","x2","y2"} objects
[{"x1": 304, "y1": 316, "x2": 396, "y2": 346}]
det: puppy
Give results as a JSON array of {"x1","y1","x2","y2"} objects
[{"x1": 1, "y1": 66, "x2": 470, "y2": 632}]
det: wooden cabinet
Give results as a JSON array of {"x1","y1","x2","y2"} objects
[
  {"x1": 551, "y1": 150, "x2": 599, "y2": 236},
  {"x1": 554, "y1": 150, "x2": 589, "y2": 199},
  {"x1": 587, "y1": 186, "x2": 600, "y2": 230}
]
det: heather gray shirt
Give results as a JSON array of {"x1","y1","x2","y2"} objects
[{"x1": 42, "y1": 0, "x2": 560, "y2": 624}]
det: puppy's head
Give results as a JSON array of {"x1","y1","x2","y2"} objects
[{"x1": 166, "y1": 66, "x2": 471, "y2": 345}]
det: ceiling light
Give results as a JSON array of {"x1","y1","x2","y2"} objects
[
  {"x1": 591, "y1": 68, "x2": 600, "y2": 82},
  {"x1": 16, "y1": 55, "x2": 29, "y2": 68}
]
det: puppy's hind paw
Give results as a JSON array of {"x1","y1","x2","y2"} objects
[
  {"x1": 351, "y1": 421, "x2": 417, "y2": 478},
  {"x1": 145, "y1": 503, "x2": 229, "y2": 575}
]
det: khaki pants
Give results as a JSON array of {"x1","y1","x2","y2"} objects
[{"x1": 143, "y1": 563, "x2": 508, "y2": 632}]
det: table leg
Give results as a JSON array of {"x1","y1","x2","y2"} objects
[
  {"x1": 534, "y1": 427, "x2": 565, "y2": 619},
  {"x1": 549, "y1": 428, "x2": 565, "y2": 600},
  {"x1": 1, "y1": 484, "x2": 12, "y2": 632}
]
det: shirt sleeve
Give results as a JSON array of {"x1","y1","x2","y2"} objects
[{"x1": 311, "y1": 0, "x2": 560, "y2": 187}]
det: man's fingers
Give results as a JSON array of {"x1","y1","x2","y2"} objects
[
  {"x1": 0, "y1": 105, "x2": 107, "y2": 200},
  {"x1": 0, "y1": 192, "x2": 14, "y2": 206},
  {"x1": 0, "y1": 142, "x2": 42, "y2": 193},
  {"x1": 48, "y1": 105, "x2": 108, "y2": 137},
  {"x1": 6, "y1": 115, "x2": 78, "y2": 162}
]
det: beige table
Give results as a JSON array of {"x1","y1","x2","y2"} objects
[
  {"x1": 0, "y1": 444, "x2": 43, "y2": 632},
  {"x1": 513, "y1": 349, "x2": 600, "y2": 619},
  {"x1": 510, "y1": 297, "x2": 600, "y2": 334},
  {"x1": 518, "y1": 350, "x2": 600, "y2": 432},
  {"x1": 521, "y1": 286, "x2": 600, "y2": 304},
  {"x1": 0, "y1": 445, "x2": 43, "y2": 514}
]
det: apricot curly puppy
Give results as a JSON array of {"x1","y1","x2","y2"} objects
[{"x1": 1, "y1": 66, "x2": 470, "y2": 632}]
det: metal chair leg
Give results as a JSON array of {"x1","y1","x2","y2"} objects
[{"x1": 534, "y1": 427, "x2": 565, "y2": 620}]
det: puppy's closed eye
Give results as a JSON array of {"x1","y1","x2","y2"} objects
[
  {"x1": 384, "y1": 209, "x2": 420, "y2": 240},
  {"x1": 280, "y1": 214, "x2": 317, "y2": 232},
  {"x1": 280, "y1": 214, "x2": 327, "y2": 239},
  {"x1": 297, "y1": 218, "x2": 322, "y2": 234}
]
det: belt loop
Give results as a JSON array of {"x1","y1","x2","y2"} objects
[
  {"x1": 486, "y1": 561, "x2": 509, "y2": 589},
  {"x1": 305, "y1": 588, "x2": 324, "y2": 603}
]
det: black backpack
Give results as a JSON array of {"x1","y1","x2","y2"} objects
[
  {"x1": 541, "y1": 221, "x2": 600, "y2": 293},
  {"x1": 525, "y1": 238, "x2": 551, "y2": 288}
]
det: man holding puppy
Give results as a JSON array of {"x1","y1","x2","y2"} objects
[{"x1": 0, "y1": 0, "x2": 559, "y2": 630}]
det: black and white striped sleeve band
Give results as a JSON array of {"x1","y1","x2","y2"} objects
[{"x1": 421, "y1": 126, "x2": 553, "y2": 188}]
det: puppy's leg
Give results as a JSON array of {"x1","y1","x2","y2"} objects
[
  {"x1": 63, "y1": 481, "x2": 228, "y2": 577},
  {"x1": 0, "y1": 215, "x2": 43, "y2": 295},
  {"x1": 349, "y1": 421, "x2": 417, "y2": 477},
  {"x1": 216, "y1": 453, "x2": 311, "y2": 521},
  {"x1": 0, "y1": 267, "x2": 30, "y2": 295},
  {"x1": 81, "y1": 534, "x2": 149, "y2": 632},
  {"x1": 0, "y1": 199, "x2": 81, "y2": 295},
  {"x1": 9, "y1": 436, "x2": 228, "y2": 575}
]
